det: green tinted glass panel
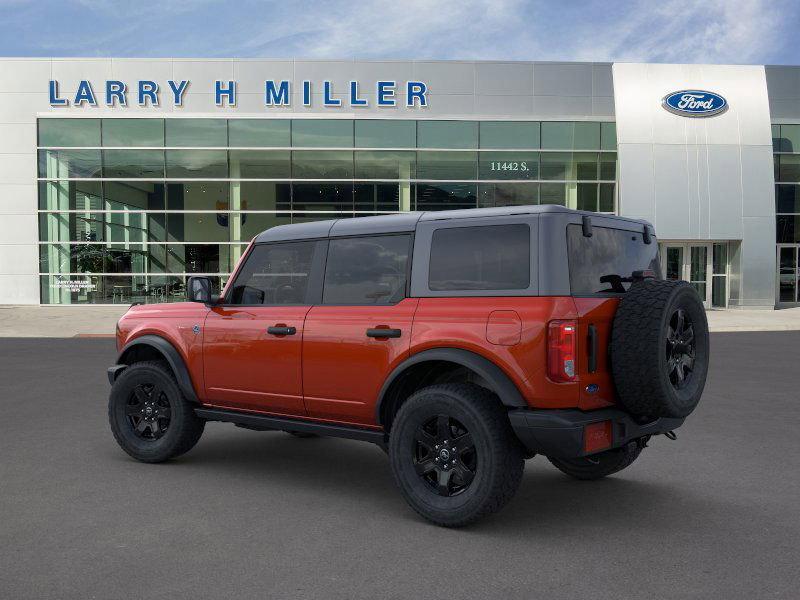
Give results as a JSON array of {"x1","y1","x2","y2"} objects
[
  {"x1": 38, "y1": 149, "x2": 102, "y2": 178},
  {"x1": 777, "y1": 215, "x2": 800, "y2": 243},
  {"x1": 103, "y1": 182, "x2": 165, "y2": 211},
  {"x1": 780, "y1": 125, "x2": 800, "y2": 153},
  {"x1": 415, "y1": 183, "x2": 477, "y2": 211},
  {"x1": 354, "y1": 151, "x2": 415, "y2": 179},
  {"x1": 292, "y1": 151, "x2": 353, "y2": 178},
  {"x1": 292, "y1": 120, "x2": 353, "y2": 147},
  {"x1": 39, "y1": 119, "x2": 100, "y2": 147},
  {"x1": 39, "y1": 212, "x2": 106, "y2": 242},
  {"x1": 292, "y1": 183, "x2": 354, "y2": 211},
  {"x1": 102, "y1": 119, "x2": 164, "y2": 147},
  {"x1": 416, "y1": 151, "x2": 476, "y2": 179},
  {"x1": 39, "y1": 181, "x2": 103, "y2": 211},
  {"x1": 713, "y1": 243, "x2": 727, "y2": 274},
  {"x1": 540, "y1": 152, "x2": 571, "y2": 180},
  {"x1": 576, "y1": 183, "x2": 599, "y2": 211},
  {"x1": 229, "y1": 150, "x2": 290, "y2": 178},
  {"x1": 776, "y1": 184, "x2": 800, "y2": 213},
  {"x1": 478, "y1": 182, "x2": 539, "y2": 207},
  {"x1": 166, "y1": 182, "x2": 229, "y2": 211},
  {"x1": 354, "y1": 183, "x2": 405, "y2": 212},
  {"x1": 600, "y1": 122, "x2": 617, "y2": 150},
  {"x1": 165, "y1": 119, "x2": 227, "y2": 147},
  {"x1": 772, "y1": 124, "x2": 782, "y2": 152},
  {"x1": 600, "y1": 152, "x2": 616, "y2": 180},
  {"x1": 540, "y1": 182, "x2": 566, "y2": 205},
  {"x1": 228, "y1": 120, "x2": 290, "y2": 147},
  {"x1": 478, "y1": 152, "x2": 539, "y2": 179},
  {"x1": 574, "y1": 122, "x2": 601, "y2": 150},
  {"x1": 575, "y1": 152, "x2": 598, "y2": 180},
  {"x1": 167, "y1": 244, "x2": 230, "y2": 273},
  {"x1": 599, "y1": 183, "x2": 615, "y2": 212},
  {"x1": 417, "y1": 121, "x2": 478, "y2": 149},
  {"x1": 103, "y1": 150, "x2": 165, "y2": 178},
  {"x1": 237, "y1": 181, "x2": 291, "y2": 211},
  {"x1": 165, "y1": 150, "x2": 228, "y2": 178},
  {"x1": 778, "y1": 155, "x2": 800, "y2": 182},
  {"x1": 354, "y1": 120, "x2": 416, "y2": 148},
  {"x1": 479, "y1": 122, "x2": 539, "y2": 149},
  {"x1": 540, "y1": 122, "x2": 573, "y2": 150}
]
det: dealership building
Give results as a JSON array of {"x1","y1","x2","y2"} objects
[{"x1": 0, "y1": 58, "x2": 799, "y2": 308}]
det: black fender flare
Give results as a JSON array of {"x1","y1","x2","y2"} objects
[
  {"x1": 113, "y1": 334, "x2": 200, "y2": 404},
  {"x1": 376, "y1": 347, "x2": 527, "y2": 425}
]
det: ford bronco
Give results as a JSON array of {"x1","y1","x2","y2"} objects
[{"x1": 108, "y1": 205, "x2": 709, "y2": 527}]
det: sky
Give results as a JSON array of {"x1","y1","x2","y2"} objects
[{"x1": 0, "y1": 0, "x2": 798, "y2": 65}]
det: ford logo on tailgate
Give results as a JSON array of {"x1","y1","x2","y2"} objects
[{"x1": 662, "y1": 90, "x2": 728, "y2": 117}]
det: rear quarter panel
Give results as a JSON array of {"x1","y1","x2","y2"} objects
[{"x1": 410, "y1": 297, "x2": 581, "y2": 409}]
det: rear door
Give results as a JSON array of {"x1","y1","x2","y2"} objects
[
  {"x1": 302, "y1": 234, "x2": 416, "y2": 426},
  {"x1": 203, "y1": 240, "x2": 324, "y2": 416}
]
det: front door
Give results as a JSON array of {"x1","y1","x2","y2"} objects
[
  {"x1": 301, "y1": 234, "x2": 415, "y2": 426},
  {"x1": 660, "y1": 243, "x2": 711, "y2": 308},
  {"x1": 203, "y1": 240, "x2": 321, "y2": 416},
  {"x1": 777, "y1": 245, "x2": 800, "y2": 305}
]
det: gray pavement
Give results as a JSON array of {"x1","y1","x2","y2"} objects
[{"x1": 0, "y1": 333, "x2": 799, "y2": 599}]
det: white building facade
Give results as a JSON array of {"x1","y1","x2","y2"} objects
[{"x1": 0, "y1": 58, "x2": 797, "y2": 308}]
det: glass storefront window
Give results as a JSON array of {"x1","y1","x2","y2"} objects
[
  {"x1": 167, "y1": 244, "x2": 230, "y2": 273},
  {"x1": 237, "y1": 181, "x2": 291, "y2": 211},
  {"x1": 167, "y1": 212, "x2": 231, "y2": 243},
  {"x1": 478, "y1": 152, "x2": 539, "y2": 180},
  {"x1": 39, "y1": 181, "x2": 102, "y2": 211},
  {"x1": 417, "y1": 121, "x2": 478, "y2": 149},
  {"x1": 292, "y1": 151, "x2": 353, "y2": 178},
  {"x1": 165, "y1": 150, "x2": 228, "y2": 178},
  {"x1": 354, "y1": 151, "x2": 415, "y2": 179},
  {"x1": 103, "y1": 150, "x2": 165, "y2": 178},
  {"x1": 415, "y1": 183, "x2": 477, "y2": 211},
  {"x1": 102, "y1": 119, "x2": 164, "y2": 147},
  {"x1": 576, "y1": 183, "x2": 599, "y2": 211},
  {"x1": 600, "y1": 122, "x2": 617, "y2": 151},
  {"x1": 600, "y1": 152, "x2": 616, "y2": 180},
  {"x1": 39, "y1": 119, "x2": 100, "y2": 147},
  {"x1": 416, "y1": 151, "x2": 476, "y2": 180},
  {"x1": 165, "y1": 119, "x2": 227, "y2": 147},
  {"x1": 575, "y1": 152, "x2": 599, "y2": 180},
  {"x1": 777, "y1": 155, "x2": 800, "y2": 182},
  {"x1": 776, "y1": 184, "x2": 800, "y2": 214},
  {"x1": 541, "y1": 122, "x2": 602, "y2": 150},
  {"x1": 777, "y1": 215, "x2": 800, "y2": 243},
  {"x1": 38, "y1": 149, "x2": 102, "y2": 179},
  {"x1": 354, "y1": 183, "x2": 406, "y2": 212},
  {"x1": 238, "y1": 212, "x2": 291, "y2": 241},
  {"x1": 167, "y1": 182, "x2": 229, "y2": 211},
  {"x1": 599, "y1": 183, "x2": 615, "y2": 212},
  {"x1": 777, "y1": 125, "x2": 800, "y2": 153},
  {"x1": 292, "y1": 183, "x2": 354, "y2": 212},
  {"x1": 228, "y1": 119, "x2": 290, "y2": 147},
  {"x1": 229, "y1": 150, "x2": 291, "y2": 178},
  {"x1": 292, "y1": 120, "x2": 353, "y2": 147},
  {"x1": 539, "y1": 182, "x2": 566, "y2": 205},
  {"x1": 103, "y1": 182, "x2": 165, "y2": 211},
  {"x1": 478, "y1": 182, "x2": 539, "y2": 207},
  {"x1": 479, "y1": 122, "x2": 539, "y2": 149},
  {"x1": 355, "y1": 120, "x2": 416, "y2": 148},
  {"x1": 540, "y1": 152, "x2": 571, "y2": 180}
]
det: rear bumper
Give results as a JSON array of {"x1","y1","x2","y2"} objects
[{"x1": 508, "y1": 407, "x2": 684, "y2": 459}]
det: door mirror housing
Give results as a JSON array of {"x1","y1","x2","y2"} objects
[{"x1": 186, "y1": 276, "x2": 217, "y2": 304}]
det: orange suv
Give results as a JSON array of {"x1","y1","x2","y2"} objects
[{"x1": 108, "y1": 206, "x2": 709, "y2": 527}]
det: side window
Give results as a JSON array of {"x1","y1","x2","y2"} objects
[
  {"x1": 323, "y1": 235, "x2": 410, "y2": 305},
  {"x1": 567, "y1": 224, "x2": 661, "y2": 295},
  {"x1": 228, "y1": 241, "x2": 316, "y2": 305},
  {"x1": 429, "y1": 224, "x2": 530, "y2": 291}
]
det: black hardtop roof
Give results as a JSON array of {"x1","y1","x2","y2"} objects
[{"x1": 253, "y1": 205, "x2": 652, "y2": 243}]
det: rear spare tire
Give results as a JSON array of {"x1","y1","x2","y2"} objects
[{"x1": 611, "y1": 279, "x2": 709, "y2": 418}]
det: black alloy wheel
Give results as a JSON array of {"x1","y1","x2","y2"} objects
[
  {"x1": 666, "y1": 308, "x2": 695, "y2": 389},
  {"x1": 126, "y1": 383, "x2": 171, "y2": 440},
  {"x1": 412, "y1": 414, "x2": 477, "y2": 497}
]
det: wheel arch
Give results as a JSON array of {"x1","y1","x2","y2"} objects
[
  {"x1": 115, "y1": 334, "x2": 200, "y2": 404},
  {"x1": 376, "y1": 348, "x2": 527, "y2": 430}
]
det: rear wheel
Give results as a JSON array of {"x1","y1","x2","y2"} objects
[
  {"x1": 389, "y1": 383, "x2": 524, "y2": 527},
  {"x1": 108, "y1": 361, "x2": 205, "y2": 463},
  {"x1": 548, "y1": 441, "x2": 643, "y2": 480}
]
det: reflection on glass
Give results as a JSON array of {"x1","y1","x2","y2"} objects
[
  {"x1": 165, "y1": 119, "x2": 227, "y2": 147},
  {"x1": 166, "y1": 150, "x2": 228, "y2": 178},
  {"x1": 599, "y1": 183, "x2": 615, "y2": 212},
  {"x1": 478, "y1": 182, "x2": 539, "y2": 208},
  {"x1": 540, "y1": 153, "x2": 571, "y2": 180},
  {"x1": 39, "y1": 119, "x2": 101, "y2": 147},
  {"x1": 417, "y1": 121, "x2": 478, "y2": 149},
  {"x1": 229, "y1": 150, "x2": 290, "y2": 178},
  {"x1": 576, "y1": 183, "x2": 598, "y2": 211},
  {"x1": 103, "y1": 150, "x2": 165, "y2": 178},
  {"x1": 479, "y1": 122, "x2": 539, "y2": 149},
  {"x1": 665, "y1": 247, "x2": 683, "y2": 280},
  {"x1": 776, "y1": 184, "x2": 800, "y2": 214},
  {"x1": 354, "y1": 183, "x2": 404, "y2": 212},
  {"x1": 292, "y1": 183, "x2": 354, "y2": 212},
  {"x1": 102, "y1": 119, "x2": 164, "y2": 147},
  {"x1": 539, "y1": 183, "x2": 566, "y2": 205},
  {"x1": 228, "y1": 120, "x2": 290, "y2": 147},
  {"x1": 292, "y1": 120, "x2": 353, "y2": 147},
  {"x1": 167, "y1": 182, "x2": 229, "y2": 211},
  {"x1": 38, "y1": 149, "x2": 102, "y2": 178},
  {"x1": 167, "y1": 212, "x2": 231, "y2": 243},
  {"x1": 103, "y1": 182, "x2": 165, "y2": 211},
  {"x1": 292, "y1": 151, "x2": 353, "y2": 178},
  {"x1": 355, "y1": 120, "x2": 416, "y2": 148},
  {"x1": 415, "y1": 183, "x2": 477, "y2": 211},
  {"x1": 778, "y1": 155, "x2": 800, "y2": 183},
  {"x1": 237, "y1": 181, "x2": 291, "y2": 211},
  {"x1": 478, "y1": 152, "x2": 538, "y2": 179},
  {"x1": 416, "y1": 152, "x2": 476, "y2": 180},
  {"x1": 713, "y1": 243, "x2": 728, "y2": 275},
  {"x1": 600, "y1": 122, "x2": 617, "y2": 151},
  {"x1": 167, "y1": 244, "x2": 229, "y2": 273},
  {"x1": 690, "y1": 246, "x2": 707, "y2": 283},
  {"x1": 39, "y1": 181, "x2": 102, "y2": 211},
  {"x1": 354, "y1": 151, "x2": 415, "y2": 179}
]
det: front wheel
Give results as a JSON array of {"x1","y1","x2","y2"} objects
[
  {"x1": 389, "y1": 383, "x2": 524, "y2": 527},
  {"x1": 547, "y1": 441, "x2": 643, "y2": 480},
  {"x1": 108, "y1": 361, "x2": 205, "y2": 463}
]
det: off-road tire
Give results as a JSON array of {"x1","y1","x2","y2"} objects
[
  {"x1": 548, "y1": 441, "x2": 643, "y2": 480},
  {"x1": 611, "y1": 279, "x2": 709, "y2": 418},
  {"x1": 108, "y1": 361, "x2": 205, "y2": 463},
  {"x1": 389, "y1": 383, "x2": 524, "y2": 527}
]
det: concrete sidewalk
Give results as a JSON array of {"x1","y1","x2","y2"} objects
[{"x1": 2, "y1": 304, "x2": 800, "y2": 337}]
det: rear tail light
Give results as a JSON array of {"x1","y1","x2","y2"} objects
[
  {"x1": 583, "y1": 420, "x2": 613, "y2": 454},
  {"x1": 547, "y1": 320, "x2": 577, "y2": 383}
]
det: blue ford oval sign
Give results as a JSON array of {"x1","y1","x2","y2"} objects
[{"x1": 662, "y1": 90, "x2": 728, "y2": 117}]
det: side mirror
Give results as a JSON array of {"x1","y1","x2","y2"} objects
[{"x1": 186, "y1": 276, "x2": 214, "y2": 304}]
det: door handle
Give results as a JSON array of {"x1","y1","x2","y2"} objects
[
  {"x1": 366, "y1": 327, "x2": 401, "y2": 339},
  {"x1": 267, "y1": 325, "x2": 297, "y2": 336}
]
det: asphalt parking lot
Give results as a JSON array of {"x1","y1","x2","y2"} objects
[{"x1": 1, "y1": 333, "x2": 799, "y2": 599}]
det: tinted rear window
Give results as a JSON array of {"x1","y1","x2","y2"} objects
[
  {"x1": 567, "y1": 224, "x2": 660, "y2": 295},
  {"x1": 429, "y1": 224, "x2": 530, "y2": 291}
]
